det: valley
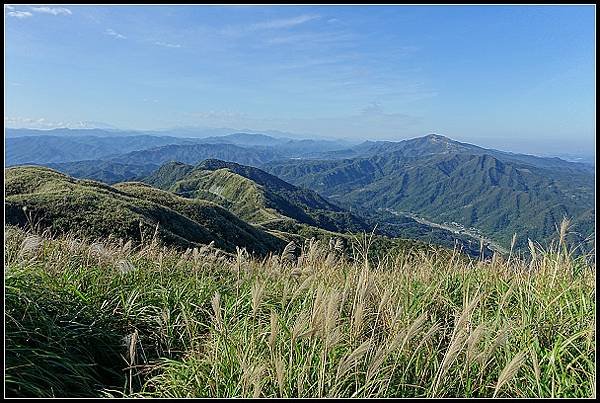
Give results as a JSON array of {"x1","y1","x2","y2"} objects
[
  {"x1": 5, "y1": 128, "x2": 594, "y2": 257},
  {"x1": 385, "y1": 209, "x2": 509, "y2": 254},
  {"x1": 4, "y1": 4, "x2": 595, "y2": 399}
]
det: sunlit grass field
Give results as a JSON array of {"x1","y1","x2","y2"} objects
[{"x1": 4, "y1": 222, "x2": 595, "y2": 398}]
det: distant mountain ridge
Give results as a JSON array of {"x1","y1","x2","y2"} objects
[
  {"x1": 6, "y1": 130, "x2": 594, "y2": 254},
  {"x1": 315, "y1": 134, "x2": 594, "y2": 173},
  {"x1": 5, "y1": 128, "x2": 353, "y2": 168},
  {"x1": 5, "y1": 134, "x2": 201, "y2": 165},
  {"x1": 192, "y1": 132, "x2": 289, "y2": 147},
  {"x1": 109, "y1": 143, "x2": 278, "y2": 166},
  {"x1": 45, "y1": 160, "x2": 159, "y2": 184},
  {"x1": 264, "y1": 134, "x2": 595, "y2": 251}
]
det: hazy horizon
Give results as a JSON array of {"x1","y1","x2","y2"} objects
[
  {"x1": 5, "y1": 5, "x2": 596, "y2": 156},
  {"x1": 5, "y1": 124, "x2": 596, "y2": 163}
]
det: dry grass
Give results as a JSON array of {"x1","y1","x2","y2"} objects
[{"x1": 4, "y1": 223, "x2": 595, "y2": 398}]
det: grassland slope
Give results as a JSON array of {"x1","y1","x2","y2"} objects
[
  {"x1": 5, "y1": 166, "x2": 285, "y2": 254},
  {"x1": 4, "y1": 226, "x2": 595, "y2": 398},
  {"x1": 144, "y1": 160, "x2": 369, "y2": 233}
]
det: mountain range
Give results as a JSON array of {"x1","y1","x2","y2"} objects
[
  {"x1": 5, "y1": 128, "x2": 352, "y2": 166},
  {"x1": 264, "y1": 134, "x2": 594, "y2": 251},
  {"x1": 5, "y1": 129, "x2": 594, "y2": 255}
]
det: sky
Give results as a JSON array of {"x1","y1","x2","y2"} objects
[{"x1": 4, "y1": 5, "x2": 596, "y2": 156}]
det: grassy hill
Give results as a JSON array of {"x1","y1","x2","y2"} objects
[
  {"x1": 5, "y1": 166, "x2": 285, "y2": 255},
  {"x1": 144, "y1": 160, "x2": 370, "y2": 234},
  {"x1": 264, "y1": 135, "x2": 595, "y2": 251},
  {"x1": 5, "y1": 225, "x2": 595, "y2": 398}
]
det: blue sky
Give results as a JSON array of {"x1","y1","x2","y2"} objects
[{"x1": 4, "y1": 5, "x2": 596, "y2": 155}]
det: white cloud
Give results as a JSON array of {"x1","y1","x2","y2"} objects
[
  {"x1": 30, "y1": 6, "x2": 72, "y2": 16},
  {"x1": 5, "y1": 116, "x2": 117, "y2": 130},
  {"x1": 105, "y1": 28, "x2": 126, "y2": 40},
  {"x1": 361, "y1": 101, "x2": 384, "y2": 116},
  {"x1": 275, "y1": 54, "x2": 359, "y2": 71},
  {"x1": 251, "y1": 14, "x2": 320, "y2": 30},
  {"x1": 5, "y1": 117, "x2": 65, "y2": 129},
  {"x1": 222, "y1": 14, "x2": 320, "y2": 36},
  {"x1": 7, "y1": 10, "x2": 32, "y2": 18},
  {"x1": 265, "y1": 31, "x2": 355, "y2": 46},
  {"x1": 6, "y1": 5, "x2": 15, "y2": 10},
  {"x1": 154, "y1": 41, "x2": 181, "y2": 48}
]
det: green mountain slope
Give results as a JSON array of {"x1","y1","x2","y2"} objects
[
  {"x1": 144, "y1": 160, "x2": 369, "y2": 234},
  {"x1": 45, "y1": 160, "x2": 159, "y2": 184},
  {"x1": 145, "y1": 160, "x2": 498, "y2": 257},
  {"x1": 109, "y1": 143, "x2": 278, "y2": 166},
  {"x1": 5, "y1": 166, "x2": 285, "y2": 254},
  {"x1": 264, "y1": 135, "x2": 595, "y2": 250},
  {"x1": 316, "y1": 134, "x2": 595, "y2": 174}
]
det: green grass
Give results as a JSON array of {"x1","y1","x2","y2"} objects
[
  {"x1": 145, "y1": 160, "x2": 369, "y2": 234},
  {"x1": 5, "y1": 166, "x2": 286, "y2": 255},
  {"x1": 4, "y1": 223, "x2": 595, "y2": 398}
]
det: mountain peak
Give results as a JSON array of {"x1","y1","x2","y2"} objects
[{"x1": 423, "y1": 133, "x2": 451, "y2": 142}]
